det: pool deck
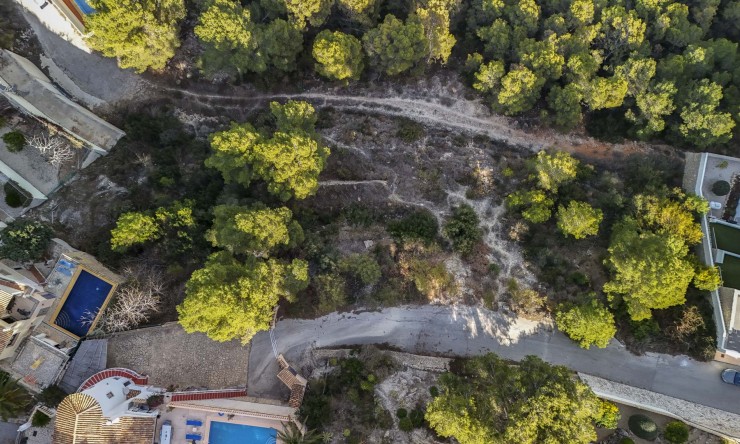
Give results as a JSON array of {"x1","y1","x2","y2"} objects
[{"x1": 157, "y1": 404, "x2": 286, "y2": 444}]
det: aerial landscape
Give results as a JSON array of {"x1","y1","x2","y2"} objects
[{"x1": 0, "y1": 0, "x2": 738, "y2": 442}]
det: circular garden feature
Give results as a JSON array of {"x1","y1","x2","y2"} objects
[
  {"x1": 712, "y1": 180, "x2": 731, "y2": 196},
  {"x1": 628, "y1": 414, "x2": 658, "y2": 441}
]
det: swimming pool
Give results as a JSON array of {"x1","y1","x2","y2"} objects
[
  {"x1": 73, "y1": 0, "x2": 95, "y2": 15},
  {"x1": 208, "y1": 421, "x2": 277, "y2": 444},
  {"x1": 53, "y1": 270, "x2": 113, "y2": 337}
]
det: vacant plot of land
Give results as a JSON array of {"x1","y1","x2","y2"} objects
[
  {"x1": 720, "y1": 254, "x2": 740, "y2": 290},
  {"x1": 106, "y1": 322, "x2": 249, "y2": 389},
  {"x1": 712, "y1": 223, "x2": 740, "y2": 255}
]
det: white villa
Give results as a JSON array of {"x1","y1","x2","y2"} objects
[
  {"x1": 684, "y1": 152, "x2": 740, "y2": 359},
  {"x1": 54, "y1": 368, "x2": 161, "y2": 444}
]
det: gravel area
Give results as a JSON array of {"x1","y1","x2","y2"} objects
[{"x1": 106, "y1": 322, "x2": 250, "y2": 390}]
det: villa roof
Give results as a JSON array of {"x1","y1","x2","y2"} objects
[
  {"x1": 0, "y1": 290, "x2": 13, "y2": 311},
  {"x1": 0, "y1": 50, "x2": 125, "y2": 152},
  {"x1": 54, "y1": 392, "x2": 156, "y2": 444}
]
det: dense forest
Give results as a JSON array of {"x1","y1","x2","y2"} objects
[{"x1": 83, "y1": 0, "x2": 740, "y2": 148}]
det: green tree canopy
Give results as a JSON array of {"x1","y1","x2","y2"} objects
[
  {"x1": 425, "y1": 354, "x2": 602, "y2": 444},
  {"x1": 86, "y1": 0, "x2": 185, "y2": 72},
  {"x1": 283, "y1": 0, "x2": 332, "y2": 28},
  {"x1": 205, "y1": 102, "x2": 329, "y2": 200},
  {"x1": 693, "y1": 264, "x2": 722, "y2": 290},
  {"x1": 110, "y1": 212, "x2": 160, "y2": 251},
  {"x1": 604, "y1": 218, "x2": 695, "y2": 320},
  {"x1": 555, "y1": 299, "x2": 617, "y2": 348},
  {"x1": 312, "y1": 30, "x2": 365, "y2": 81},
  {"x1": 363, "y1": 14, "x2": 429, "y2": 75},
  {"x1": 556, "y1": 200, "x2": 603, "y2": 239},
  {"x1": 444, "y1": 204, "x2": 482, "y2": 254},
  {"x1": 417, "y1": 0, "x2": 457, "y2": 63},
  {"x1": 532, "y1": 150, "x2": 580, "y2": 192},
  {"x1": 177, "y1": 252, "x2": 308, "y2": 343},
  {"x1": 507, "y1": 189, "x2": 555, "y2": 223},
  {"x1": 496, "y1": 65, "x2": 544, "y2": 115},
  {"x1": 206, "y1": 204, "x2": 303, "y2": 256},
  {"x1": 110, "y1": 201, "x2": 197, "y2": 253},
  {"x1": 0, "y1": 220, "x2": 53, "y2": 262}
]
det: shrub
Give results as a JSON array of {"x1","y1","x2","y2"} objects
[
  {"x1": 339, "y1": 254, "x2": 382, "y2": 285},
  {"x1": 388, "y1": 210, "x2": 438, "y2": 245},
  {"x1": 146, "y1": 394, "x2": 163, "y2": 408},
  {"x1": 2, "y1": 131, "x2": 25, "y2": 152},
  {"x1": 712, "y1": 180, "x2": 731, "y2": 196},
  {"x1": 396, "y1": 408, "x2": 407, "y2": 418},
  {"x1": 316, "y1": 273, "x2": 347, "y2": 314},
  {"x1": 429, "y1": 386, "x2": 439, "y2": 397},
  {"x1": 594, "y1": 399, "x2": 620, "y2": 429},
  {"x1": 444, "y1": 204, "x2": 482, "y2": 255},
  {"x1": 0, "y1": 117, "x2": 6, "y2": 128},
  {"x1": 619, "y1": 439, "x2": 635, "y2": 444},
  {"x1": 0, "y1": 220, "x2": 53, "y2": 262},
  {"x1": 409, "y1": 407, "x2": 424, "y2": 428},
  {"x1": 4, "y1": 182, "x2": 24, "y2": 208},
  {"x1": 628, "y1": 414, "x2": 658, "y2": 440},
  {"x1": 396, "y1": 119, "x2": 424, "y2": 143},
  {"x1": 398, "y1": 416, "x2": 413, "y2": 432},
  {"x1": 663, "y1": 421, "x2": 689, "y2": 444},
  {"x1": 31, "y1": 410, "x2": 51, "y2": 427}
]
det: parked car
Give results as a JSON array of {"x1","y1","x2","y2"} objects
[{"x1": 721, "y1": 369, "x2": 740, "y2": 386}]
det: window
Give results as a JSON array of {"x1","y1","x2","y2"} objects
[
  {"x1": 106, "y1": 392, "x2": 114, "y2": 399},
  {"x1": 6, "y1": 333, "x2": 18, "y2": 347}
]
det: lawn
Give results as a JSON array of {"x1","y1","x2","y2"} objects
[
  {"x1": 719, "y1": 254, "x2": 740, "y2": 290},
  {"x1": 712, "y1": 223, "x2": 740, "y2": 256}
]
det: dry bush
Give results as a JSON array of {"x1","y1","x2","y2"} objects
[
  {"x1": 29, "y1": 133, "x2": 75, "y2": 167},
  {"x1": 83, "y1": 266, "x2": 163, "y2": 333}
]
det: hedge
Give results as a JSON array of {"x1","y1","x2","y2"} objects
[
  {"x1": 663, "y1": 421, "x2": 689, "y2": 444},
  {"x1": 628, "y1": 414, "x2": 658, "y2": 441},
  {"x1": 712, "y1": 180, "x2": 731, "y2": 196}
]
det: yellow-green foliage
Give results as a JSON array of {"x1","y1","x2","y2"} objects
[
  {"x1": 177, "y1": 252, "x2": 308, "y2": 343},
  {"x1": 693, "y1": 265, "x2": 722, "y2": 290},
  {"x1": 426, "y1": 354, "x2": 601, "y2": 444},
  {"x1": 604, "y1": 218, "x2": 695, "y2": 320},
  {"x1": 556, "y1": 299, "x2": 617, "y2": 348},
  {"x1": 205, "y1": 101, "x2": 330, "y2": 200},
  {"x1": 556, "y1": 200, "x2": 603, "y2": 239},
  {"x1": 312, "y1": 30, "x2": 365, "y2": 81},
  {"x1": 206, "y1": 205, "x2": 302, "y2": 256},
  {"x1": 110, "y1": 212, "x2": 160, "y2": 251},
  {"x1": 86, "y1": 0, "x2": 185, "y2": 72},
  {"x1": 363, "y1": 14, "x2": 429, "y2": 75},
  {"x1": 532, "y1": 150, "x2": 580, "y2": 192}
]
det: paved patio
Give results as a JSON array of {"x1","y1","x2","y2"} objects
[
  {"x1": 106, "y1": 322, "x2": 250, "y2": 389},
  {"x1": 700, "y1": 153, "x2": 740, "y2": 219}
]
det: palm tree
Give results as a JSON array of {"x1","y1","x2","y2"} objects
[
  {"x1": 0, "y1": 372, "x2": 31, "y2": 420},
  {"x1": 277, "y1": 421, "x2": 323, "y2": 444}
]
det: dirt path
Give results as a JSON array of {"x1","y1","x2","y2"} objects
[{"x1": 160, "y1": 83, "x2": 661, "y2": 162}]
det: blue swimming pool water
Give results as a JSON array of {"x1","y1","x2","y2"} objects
[
  {"x1": 73, "y1": 0, "x2": 95, "y2": 15},
  {"x1": 54, "y1": 270, "x2": 112, "y2": 337},
  {"x1": 208, "y1": 421, "x2": 277, "y2": 444}
]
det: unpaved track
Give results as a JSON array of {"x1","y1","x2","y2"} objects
[{"x1": 162, "y1": 85, "x2": 655, "y2": 159}]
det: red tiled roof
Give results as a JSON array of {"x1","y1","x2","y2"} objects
[
  {"x1": 78, "y1": 368, "x2": 148, "y2": 392},
  {"x1": 170, "y1": 389, "x2": 247, "y2": 402}
]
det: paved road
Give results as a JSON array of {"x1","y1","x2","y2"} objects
[{"x1": 248, "y1": 305, "x2": 740, "y2": 415}]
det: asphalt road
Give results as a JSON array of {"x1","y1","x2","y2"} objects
[{"x1": 248, "y1": 305, "x2": 740, "y2": 415}]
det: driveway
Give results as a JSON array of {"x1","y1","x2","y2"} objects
[{"x1": 248, "y1": 305, "x2": 740, "y2": 416}]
